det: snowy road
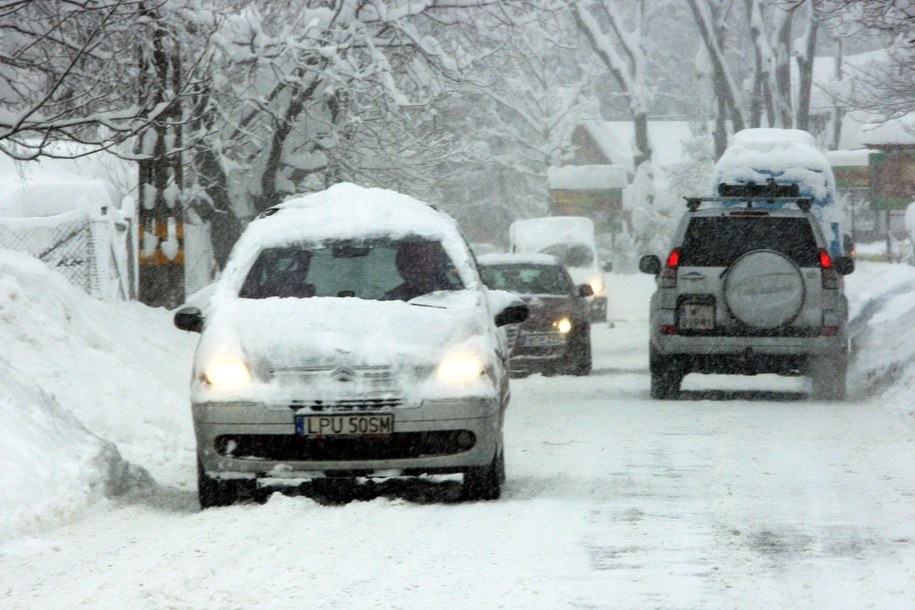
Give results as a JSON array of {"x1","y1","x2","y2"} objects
[{"x1": 3, "y1": 275, "x2": 915, "y2": 608}]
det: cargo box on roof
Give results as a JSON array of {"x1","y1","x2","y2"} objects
[{"x1": 711, "y1": 128, "x2": 846, "y2": 257}]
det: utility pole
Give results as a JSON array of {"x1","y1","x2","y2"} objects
[{"x1": 137, "y1": 3, "x2": 184, "y2": 308}]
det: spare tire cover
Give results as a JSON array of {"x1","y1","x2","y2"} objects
[{"x1": 723, "y1": 250, "x2": 805, "y2": 328}]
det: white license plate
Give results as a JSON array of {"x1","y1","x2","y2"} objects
[
  {"x1": 522, "y1": 332, "x2": 565, "y2": 347},
  {"x1": 679, "y1": 303, "x2": 715, "y2": 330},
  {"x1": 295, "y1": 414, "x2": 394, "y2": 436}
]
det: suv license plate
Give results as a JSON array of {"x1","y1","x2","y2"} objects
[
  {"x1": 296, "y1": 414, "x2": 394, "y2": 436},
  {"x1": 679, "y1": 303, "x2": 715, "y2": 330}
]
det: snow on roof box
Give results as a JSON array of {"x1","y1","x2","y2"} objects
[{"x1": 713, "y1": 128, "x2": 835, "y2": 203}]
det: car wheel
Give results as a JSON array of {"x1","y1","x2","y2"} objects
[
  {"x1": 650, "y1": 347, "x2": 682, "y2": 400},
  {"x1": 809, "y1": 354, "x2": 848, "y2": 401},
  {"x1": 197, "y1": 459, "x2": 257, "y2": 509},
  {"x1": 462, "y1": 449, "x2": 504, "y2": 501}
]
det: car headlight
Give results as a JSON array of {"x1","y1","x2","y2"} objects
[
  {"x1": 437, "y1": 353, "x2": 485, "y2": 384},
  {"x1": 589, "y1": 278, "x2": 604, "y2": 295},
  {"x1": 553, "y1": 317, "x2": 572, "y2": 334},
  {"x1": 203, "y1": 360, "x2": 251, "y2": 388}
]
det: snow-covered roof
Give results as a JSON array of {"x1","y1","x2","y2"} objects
[
  {"x1": 855, "y1": 114, "x2": 915, "y2": 147},
  {"x1": 0, "y1": 142, "x2": 135, "y2": 219},
  {"x1": 547, "y1": 165, "x2": 628, "y2": 190},
  {"x1": 510, "y1": 216, "x2": 595, "y2": 253},
  {"x1": 477, "y1": 252, "x2": 560, "y2": 267},
  {"x1": 576, "y1": 120, "x2": 697, "y2": 172},
  {"x1": 826, "y1": 149, "x2": 877, "y2": 167}
]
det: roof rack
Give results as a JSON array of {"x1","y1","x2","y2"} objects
[
  {"x1": 684, "y1": 196, "x2": 812, "y2": 213},
  {"x1": 717, "y1": 181, "x2": 800, "y2": 198}
]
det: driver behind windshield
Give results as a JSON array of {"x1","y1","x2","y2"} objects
[{"x1": 383, "y1": 241, "x2": 459, "y2": 301}]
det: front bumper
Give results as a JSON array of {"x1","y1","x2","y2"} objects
[{"x1": 194, "y1": 397, "x2": 502, "y2": 480}]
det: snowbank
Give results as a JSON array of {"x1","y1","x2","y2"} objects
[
  {"x1": 0, "y1": 248, "x2": 198, "y2": 542},
  {"x1": 847, "y1": 261, "x2": 915, "y2": 413}
]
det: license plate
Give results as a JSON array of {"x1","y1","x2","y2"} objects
[
  {"x1": 679, "y1": 303, "x2": 715, "y2": 330},
  {"x1": 295, "y1": 414, "x2": 394, "y2": 436},
  {"x1": 522, "y1": 332, "x2": 565, "y2": 347}
]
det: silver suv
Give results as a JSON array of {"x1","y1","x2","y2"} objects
[{"x1": 639, "y1": 189, "x2": 854, "y2": 400}]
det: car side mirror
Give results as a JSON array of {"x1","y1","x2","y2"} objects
[
  {"x1": 174, "y1": 306, "x2": 204, "y2": 333},
  {"x1": 834, "y1": 256, "x2": 855, "y2": 276},
  {"x1": 602, "y1": 261, "x2": 614, "y2": 272},
  {"x1": 578, "y1": 283, "x2": 594, "y2": 297},
  {"x1": 495, "y1": 303, "x2": 529, "y2": 327},
  {"x1": 639, "y1": 255, "x2": 661, "y2": 275}
]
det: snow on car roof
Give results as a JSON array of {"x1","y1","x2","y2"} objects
[
  {"x1": 216, "y1": 182, "x2": 479, "y2": 297},
  {"x1": 509, "y1": 216, "x2": 596, "y2": 252},
  {"x1": 477, "y1": 252, "x2": 560, "y2": 266}
]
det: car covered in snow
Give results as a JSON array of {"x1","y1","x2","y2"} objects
[
  {"x1": 173, "y1": 183, "x2": 528, "y2": 507},
  {"x1": 477, "y1": 252, "x2": 593, "y2": 376}
]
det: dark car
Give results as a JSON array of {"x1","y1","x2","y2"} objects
[{"x1": 478, "y1": 252, "x2": 593, "y2": 376}]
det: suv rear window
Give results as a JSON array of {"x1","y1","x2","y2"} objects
[{"x1": 679, "y1": 217, "x2": 820, "y2": 267}]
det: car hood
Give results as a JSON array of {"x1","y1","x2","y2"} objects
[{"x1": 191, "y1": 291, "x2": 497, "y2": 403}]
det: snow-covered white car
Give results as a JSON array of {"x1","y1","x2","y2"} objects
[{"x1": 174, "y1": 183, "x2": 528, "y2": 507}]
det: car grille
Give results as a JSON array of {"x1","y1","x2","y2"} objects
[
  {"x1": 290, "y1": 398, "x2": 403, "y2": 411},
  {"x1": 271, "y1": 364, "x2": 395, "y2": 384},
  {"x1": 214, "y1": 431, "x2": 475, "y2": 461}
]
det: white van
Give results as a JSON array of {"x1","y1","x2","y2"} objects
[{"x1": 509, "y1": 216, "x2": 610, "y2": 322}]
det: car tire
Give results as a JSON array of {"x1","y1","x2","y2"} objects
[
  {"x1": 650, "y1": 347, "x2": 682, "y2": 400},
  {"x1": 197, "y1": 458, "x2": 257, "y2": 509},
  {"x1": 809, "y1": 354, "x2": 848, "y2": 401},
  {"x1": 462, "y1": 449, "x2": 504, "y2": 501}
]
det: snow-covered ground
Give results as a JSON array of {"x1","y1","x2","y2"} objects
[{"x1": 1, "y1": 249, "x2": 915, "y2": 607}]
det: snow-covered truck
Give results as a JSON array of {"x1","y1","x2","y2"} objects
[
  {"x1": 509, "y1": 216, "x2": 610, "y2": 322},
  {"x1": 711, "y1": 128, "x2": 847, "y2": 257}
]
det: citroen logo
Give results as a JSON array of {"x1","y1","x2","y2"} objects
[{"x1": 331, "y1": 365, "x2": 356, "y2": 382}]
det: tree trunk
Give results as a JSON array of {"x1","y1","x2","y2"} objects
[
  {"x1": 137, "y1": 4, "x2": 185, "y2": 308},
  {"x1": 795, "y1": 5, "x2": 820, "y2": 132}
]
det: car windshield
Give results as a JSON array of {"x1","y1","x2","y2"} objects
[
  {"x1": 238, "y1": 238, "x2": 464, "y2": 301},
  {"x1": 480, "y1": 263, "x2": 574, "y2": 296},
  {"x1": 539, "y1": 243, "x2": 594, "y2": 268},
  {"x1": 679, "y1": 217, "x2": 820, "y2": 267}
]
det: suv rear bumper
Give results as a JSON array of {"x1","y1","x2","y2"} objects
[{"x1": 651, "y1": 333, "x2": 847, "y2": 375}]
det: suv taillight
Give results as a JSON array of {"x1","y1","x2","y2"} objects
[
  {"x1": 820, "y1": 249, "x2": 839, "y2": 289},
  {"x1": 660, "y1": 248, "x2": 679, "y2": 287}
]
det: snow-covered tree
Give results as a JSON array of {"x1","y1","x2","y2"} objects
[
  {"x1": 430, "y1": 4, "x2": 601, "y2": 242},
  {"x1": 0, "y1": 0, "x2": 212, "y2": 160}
]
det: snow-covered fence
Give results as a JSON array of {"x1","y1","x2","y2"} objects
[{"x1": 0, "y1": 208, "x2": 135, "y2": 300}]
